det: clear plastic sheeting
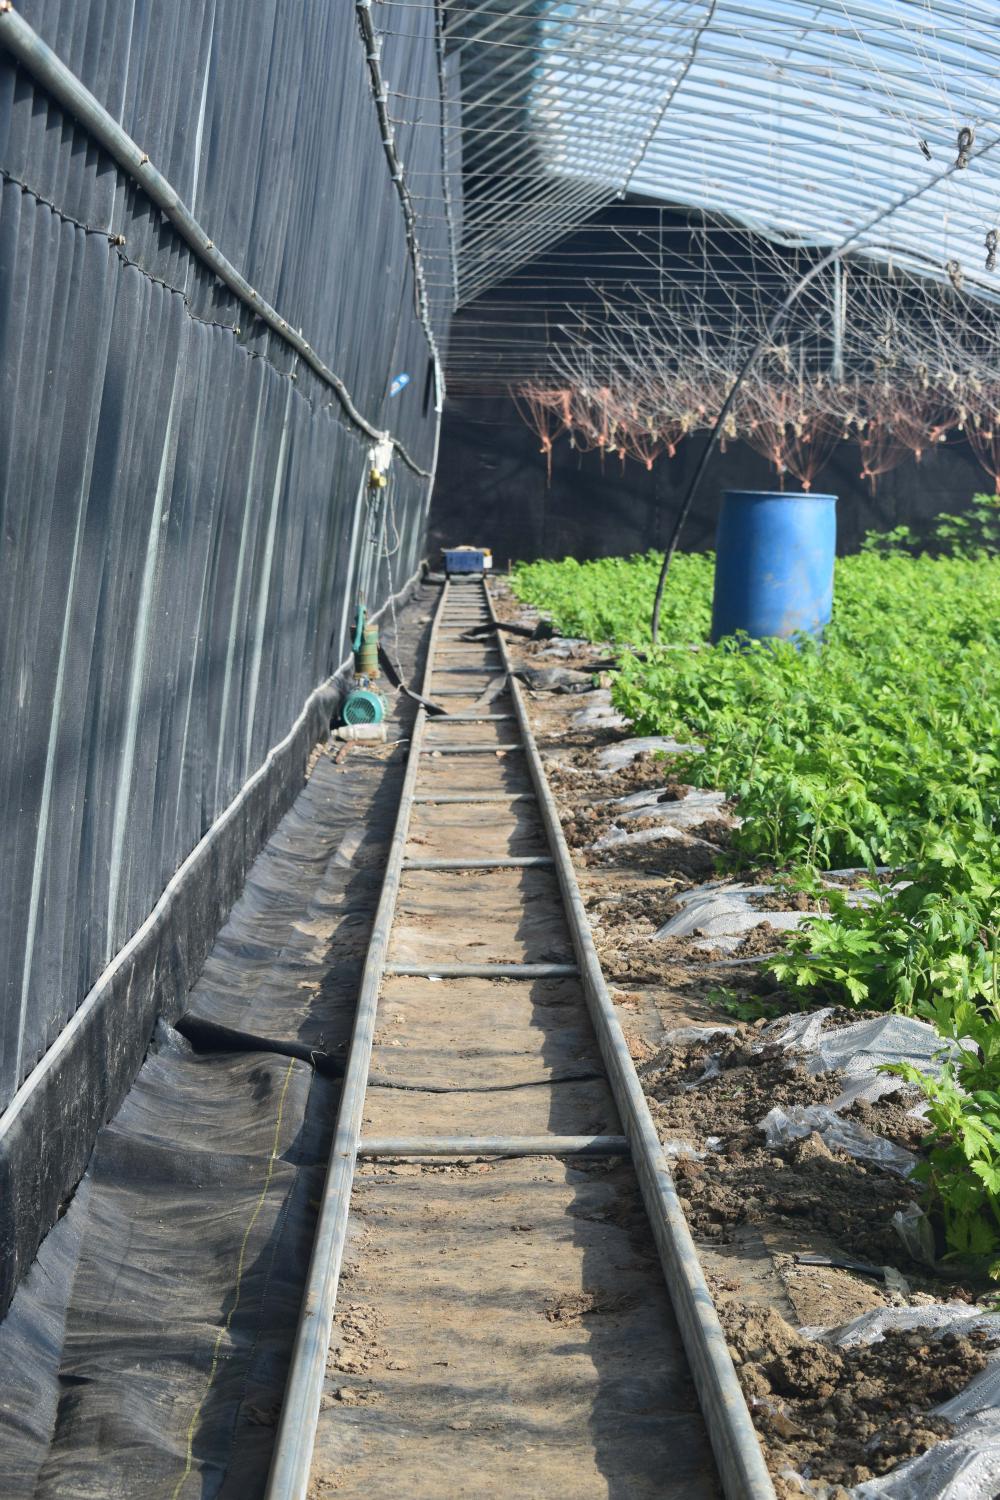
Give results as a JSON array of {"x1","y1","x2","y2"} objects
[
  {"x1": 759, "y1": 1102, "x2": 917, "y2": 1176},
  {"x1": 595, "y1": 735, "x2": 701, "y2": 772},
  {"x1": 570, "y1": 688, "x2": 628, "y2": 732},
  {"x1": 433, "y1": 0, "x2": 715, "y2": 303},
  {"x1": 591, "y1": 788, "x2": 731, "y2": 853},
  {"x1": 770, "y1": 1009, "x2": 971, "y2": 1107},
  {"x1": 432, "y1": 0, "x2": 1000, "y2": 302},
  {"x1": 793, "y1": 1306, "x2": 1000, "y2": 1500},
  {"x1": 656, "y1": 883, "x2": 816, "y2": 951}
]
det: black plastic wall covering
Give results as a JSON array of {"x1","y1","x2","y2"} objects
[{"x1": 0, "y1": 1, "x2": 450, "y2": 1310}]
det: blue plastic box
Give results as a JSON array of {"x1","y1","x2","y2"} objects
[{"x1": 443, "y1": 547, "x2": 491, "y2": 574}]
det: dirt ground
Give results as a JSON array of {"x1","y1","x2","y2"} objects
[{"x1": 497, "y1": 578, "x2": 996, "y2": 1497}]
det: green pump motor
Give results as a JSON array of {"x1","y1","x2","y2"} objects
[{"x1": 342, "y1": 604, "x2": 386, "y2": 725}]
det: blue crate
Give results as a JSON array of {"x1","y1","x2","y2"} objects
[{"x1": 443, "y1": 547, "x2": 489, "y2": 574}]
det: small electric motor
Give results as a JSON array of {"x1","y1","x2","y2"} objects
[{"x1": 341, "y1": 604, "x2": 386, "y2": 725}]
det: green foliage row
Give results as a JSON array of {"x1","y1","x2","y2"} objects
[
  {"x1": 510, "y1": 551, "x2": 714, "y2": 645},
  {"x1": 510, "y1": 508, "x2": 1000, "y2": 1275}
]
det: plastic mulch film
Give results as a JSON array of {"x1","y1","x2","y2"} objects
[
  {"x1": 655, "y1": 883, "x2": 812, "y2": 949},
  {"x1": 797, "y1": 1307, "x2": 1000, "y2": 1500},
  {"x1": 769, "y1": 1010, "x2": 972, "y2": 1107},
  {"x1": 2, "y1": 1032, "x2": 330, "y2": 1498},
  {"x1": 0, "y1": 589, "x2": 433, "y2": 1494},
  {"x1": 759, "y1": 1102, "x2": 917, "y2": 1176}
]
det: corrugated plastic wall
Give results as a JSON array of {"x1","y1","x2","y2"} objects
[{"x1": 0, "y1": 4, "x2": 449, "y2": 1113}]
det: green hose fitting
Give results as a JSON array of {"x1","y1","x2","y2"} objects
[
  {"x1": 355, "y1": 624, "x2": 379, "y2": 678},
  {"x1": 352, "y1": 604, "x2": 379, "y2": 678}
]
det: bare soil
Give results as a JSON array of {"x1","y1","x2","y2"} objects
[
  {"x1": 721, "y1": 1302, "x2": 990, "y2": 1494},
  {"x1": 645, "y1": 1033, "x2": 921, "y2": 1264}
]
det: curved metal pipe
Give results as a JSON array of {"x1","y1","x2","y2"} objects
[{"x1": 649, "y1": 129, "x2": 1000, "y2": 642}]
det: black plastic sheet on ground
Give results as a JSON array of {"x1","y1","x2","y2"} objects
[
  {"x1": 0, "y1": 583, "x2": 437, "y2": 1496},
  {"x1": 0, "y1": 1, "x2": 452, "y2": 1311}
]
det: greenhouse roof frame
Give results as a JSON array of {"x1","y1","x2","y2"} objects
[{"x1": 381, "y1": 0, "x2": 1000, "y2": 310}]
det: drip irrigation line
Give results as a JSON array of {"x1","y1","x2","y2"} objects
[
  {"x1": 649, "y1": 127, "x2": 1000, "y2": 643},
  {"x1": 0, "y1": 3, "x2": 433, "y2": 479}
]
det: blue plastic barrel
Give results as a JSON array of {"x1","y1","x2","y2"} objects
[{"x1": 710, "y1": 490, "x2": 837, "y2": 643}]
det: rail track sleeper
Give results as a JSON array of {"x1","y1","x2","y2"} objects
[
  {"x1": 383, "y1": 962, "x2": 578, "y2": 978},
  {"x1": 426, "y1": 666, "x2": 506, "y2": 675},
  {"x1": 425, "y1": 712, "x2": 515, "y2": 721},
  {"x1": 358, "y1": 1135, "x2": 629, "y2": 1157},
  {"x1": 423, "y1": 742, "x2": 523, "y2": 753},
  {"x1": 411, "y1": 791, "x2": 535, "y2": 804},
  {"x1": 427, "y1": 686, "x2": 511, "y2": 697},
  {"x1": 401, "y1": 856, "x2": 554, "y2": 870}
]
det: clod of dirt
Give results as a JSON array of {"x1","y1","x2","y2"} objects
[
  {"x1": 548, "y1": 751, "x2": 674, "y2": 801},
  {"x1": 598, "y1": 932, "x2": 726, "y2": 980},
  {"x1": 731, "y1": 920, "x2": 790, "y2": 957},
  {"x1": 329, "y1": 1302, "x2": 387, "y2": 1375},
  {"x1": 643, "y1": 1037, "x2": 921, "y2": 1264},
  {"x1": 544, "y1": 1291, "x2": 635, "y2": 1322},
  {"x1": 720, "y1": 1302, "x2": 992, "y2": 1490},
  {"x1": 751, "y1": 888, "x2": 826, "y2": 914}
]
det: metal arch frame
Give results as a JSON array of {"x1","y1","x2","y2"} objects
[{"x1": 384, "y1": 0, "x2": 1000, "y2": 313}]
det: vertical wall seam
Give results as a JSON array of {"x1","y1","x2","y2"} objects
[
  {"x1": 105, "y1": 344, "x2": 185, "y2": 958},
  {"x1": 244, "y1": 378, "x2": 295, "y2": 775}
]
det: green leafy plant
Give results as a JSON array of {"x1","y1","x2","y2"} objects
[
  {"x1": 860, "y1": 524, "x2": 919, "y2": 554},
  {"x1": 708, "y1": 986, "x2": 789, "y2": 1023},
  {"x1": 511, "y1": 532, "x2": 1000, "y2": 1275},
  {"x1": 510, "y1": 550, "x2": 714, "y2": 645},
  {"x1": 934, "y1": 492, "x2": 1000, "y2": 558},
  {"x1": 886, "y1": 963, "x2": 1000, "y2": 1272}
]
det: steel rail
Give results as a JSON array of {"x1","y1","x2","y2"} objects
[
  {"x1": 0, "y1": 5, "x2": 432, "y2": 480},
  {"x1": 486, "y1": 579, "x2": 776, "y2": 1500},
  {"x1": 264, "y1": 580, "x2": 450, "y2": 1500}
]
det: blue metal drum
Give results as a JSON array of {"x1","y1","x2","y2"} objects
[{"x1": 710, "y1": 490, "x2": 837, "y2": 643}]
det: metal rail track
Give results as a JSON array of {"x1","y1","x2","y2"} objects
[{"x1": 264, "y1": 576, "x2": 775, "y2": 1500}]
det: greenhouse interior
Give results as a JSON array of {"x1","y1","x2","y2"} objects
[{"x1": 3, "y1": 2, "x2": 1000, "y2": 1496}]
